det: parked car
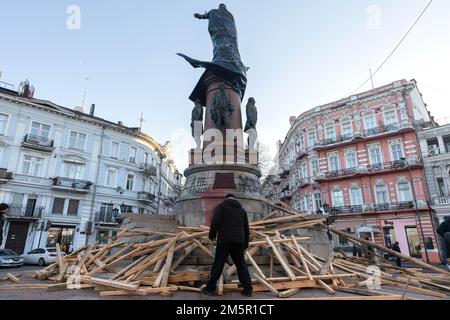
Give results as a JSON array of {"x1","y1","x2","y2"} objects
[
  {"x1": 22, "y1": 248, "x2": 65, "y2": 266},
  {"x1": 0, "y1": 249, "x2": 24, "y2": 267}
]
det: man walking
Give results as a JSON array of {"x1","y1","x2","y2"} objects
[
  {"x1": 437, "y1": 216, "x2": 450, "y2": 270},
  {"x1": 392, "y1": 241, "x2": 402, "y2": 267},
  {"x1": 0, "y1": 203, "x2": 10, "y2": 247},
  {"x1": 202, "y1": 194, "x2": 253, "y2": 297}
]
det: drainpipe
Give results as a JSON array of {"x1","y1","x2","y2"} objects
[
  {"x1": 86, "y1": 126, "x2": 106, "y2": 246},
  {"x1": 157, "y1": 158, "x2": 162, "y2": 215}
]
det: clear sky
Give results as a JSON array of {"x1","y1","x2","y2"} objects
[{"x1": 1, "y1": 1, "x2": 449, "y2": 173}]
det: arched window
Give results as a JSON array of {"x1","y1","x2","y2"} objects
[{"x1": 375, "y1": 184, "x2": 389, "y2": 204}]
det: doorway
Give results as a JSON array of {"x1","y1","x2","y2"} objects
[
  {"x1": 405, "y1": 226, "x2": 421, "y2": 258},
  {"x1": 5, "y1": 221, "x2": 30, "y2": 254}
]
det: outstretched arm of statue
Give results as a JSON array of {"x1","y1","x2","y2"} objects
[{"x1": 194, "y1": 11, "x2": 210, "y2": 19}]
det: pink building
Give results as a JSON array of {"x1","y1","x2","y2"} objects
[{"x1": 274, "y1": 80, "x2": 440, "y2": 263}]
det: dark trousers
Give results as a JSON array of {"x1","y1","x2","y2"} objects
[
  {"x1": 396, "y1": 257, "x2": 402, "y2": 267},
  {"x1": 206, "y1": 244, "x2": 252, "y2": 292}
]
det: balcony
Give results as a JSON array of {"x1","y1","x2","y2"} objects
[
  {"x1": 139, "y1": 163, "x2": 157, "y2": 176},
  {"x1": 296, "y1": 149, "x2": 307, "y2": 160},
  {"x1": 298, "y1": 177, "x2": 312, "y2": 188},
  {"x1": 280, "y1": 190, "x2": 293, "y2": 200},
  {"x1": 51, "y1": 177, "x2": 92, "y2": 193},
  {"x1": 95, "y1": 211, "x2": 117, "y2": 225},
  {"x1": 7, "y1": 204, "x2": 43, "y2": 220},
  {"x1": 0, "y1": 168, "x2": 13, "y2": 183},
  {"x1": 431, "y1": 196, "x2": 450, "y2": 206},
  {"x1": 316, "y1": 159, "x2": 423, "y2": 182},
  {"x1": 21, "y1": 134, "x2": 55, "y2": 152},
  {"x1": 138, "y1": 191, "x2": 156, "y2": 203},
  {"x1": 363, "y1": 119, "x2": 414, "y2": 138},
  {"x1": 279, "y1": 165, "x2": 291, "y2": 178},
  {"x1": 332, "y1": 201, "x2": 425, "y2": 216}
]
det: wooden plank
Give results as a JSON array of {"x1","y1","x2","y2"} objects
[
  {"x1": 317, "y1": 280, "x2": 336, "y2": 295},
  {"x1": 177, "y1": 286, "x2": 202, "y2": 292},
  {"x1": 252, "y1": 279, "x2": 317, "y2": 292},
  {"x1": 266, "y1": 236, "x2": 296, "y2": 280},
  {"x1": 250, "y1": 237, "x2": 310, "y2": 246},
  {"x1": 80, "y1": 276, "x2": 139, "y2": 291},
  {"x1": 253, "y1": 273, "x2": 279, "y2": 296},
  {"x1": 160, "y1": 240, "x2": 177, "y2": 288},
  {"x1": 245, "y1": 251, "x2": 266, "y2": 280},
  {"x1": 288, "y1": 295, "x2": 404, "y2": 301},
  {"x1": 250, "y1": 213, "x2": 307, "y2": 226},
  {"x1": 291, "y1": 235, "x2": 313, "y2": 280},
  {"x1": 328, "y1": 227, "x2": 450, "y2": 276},
  {"x1": 278, "y1": 288, "x2": 299, "y2": 298},
  {"x1": 218, "y1": 275, "x2": 224, "y2": 296},
  {"x1": 6, "y1": 273, "x2": 19, "y2": 283},
  {"x1": 381, "y1": 279, "x2": 447, "y2": 298}
]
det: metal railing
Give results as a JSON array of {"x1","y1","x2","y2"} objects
[
  {"x1": 52, "y1": 177, "x2": 92, "y2": 191},
  {"x1": 332, "y1": 202, "x2": 417, "y2": 215},
  {"x1": 431, "y1": 196, "x2": 450, "y2": 205},
  {"x1": 138, "y1": 191, "x2": 156, "y2": 202},
  {"x1": 22, "y1": 134, "x2": 54, "y2": 148},
  {"x1": 0, "y1": 168, "x2": 13, "y2": 180},
  {"x1": 95, "y1": 211, "x2": 116, "y2": 224},
  {"x1": 7, "y1": 204, "x2": 44, "y2": 218},
  {"x1": 139, "y1": 163, "x2": 157, "y2": 176},
  {"x1": 363, "y1": 120, "x2": 413, "y2": 138}
]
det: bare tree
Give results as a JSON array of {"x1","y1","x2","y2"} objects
[{"x1": 256, "y1": 142, "x2": 274, "y2": 180}]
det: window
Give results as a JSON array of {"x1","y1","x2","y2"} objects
[
  {"x1": 303, "y1": 195, "x2": 309, "y2": 211},
  {"x1": 144, "y1": 152, "x2": 149, "y2": 165},
  {"x1": 308, "y1": 132, "x2": 317, "y2": 148},
  {"x1": 52, "y1": 198, "x2": 65, "y2": 214},
  {"x1": 350, "y1": 188, "x2": 363, "y2": 206},
  {"x1": 301, "y1": 162, "x2": 308, "y2": 178},
  {"x1": 67, "y1": 200, "x2": 79, "y2": 215},
  {"x1": 126, "y1": 174, "x2": 135, "y2": 191},
  {"x1": 313, "y1": 193, "x2": 322, "y2": 212},
  {"x1": 345, "y1": 150, "x2": 358, "y2": 169},
  {"x1": 310, "y1": 158, "x2": 319, "y2": 177},
  {"x1": 325, "y1": 125, "x2": 336, "y2": 142},
  {"x1": 30, "y1": 122, "x2": 51, "y2": 139},
  {"x1": 341, "y1": 122, "x2": 353, "y2": 138},
  {"x1": 375, "y1": 185, "x2": 389, "y2": 204},
  {"x1": 443, "y1": 135, "x2": 450, "y2": 153},
  {"x1": 384, "y1": 110, "x2": 397, "y2": 126},
  {"x1": 129, "y1": 147, "x2": 137, "y2": 163},
  {"x1": 369, "y1": 145, "x2": 383, "y2": 165},
  {"x1": 328, "y1": 153, "x2": 339, "y2": 172},
  {"x1": 364, "y1": 115, "x2": 377, "y2": 130},
  {"x1": 69, "y1": 131, "x2": 87, "y2": 151},
  {"x1": 111, "y1": 142, "x2": 119, "y2": 159},
  {"x1": 22, "y1": 155, "x2": 44, "y2": 176},
  {"x1": 64, "y1": 163, "x2": 83, "y2": 179},
  {"x1": 437, "y1": 178, "x2": 447, "y2": 197},
  {"x1": 390, "y1": 142, "x2": 404, "y2": 161},
  {"x1": 0, "y1": 114, "x2": 8, "y2": 134},
  {"x1": 332, "y1": 190, "x2": 344, "y2": 207},
  {"x1": 106, "y1": 168, "x2": 117, "y2": 187},
  {"x1": 398, "y1": 182, "x2": 412, "y2": 202}
]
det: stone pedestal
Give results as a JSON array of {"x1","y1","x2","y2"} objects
[{"x1": 174, "y1": 163, "x2": 271, "y2": 226}]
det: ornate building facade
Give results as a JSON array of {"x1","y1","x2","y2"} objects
[
  {"x1": 273, "y1": 80, "x2": 441, "y2": 263},
  {"x1": 0, "y1": 82, "x2": 182, "y2": 254}
]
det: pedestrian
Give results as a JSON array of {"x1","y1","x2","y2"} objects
[
  {"x1": 392, "y1": 241, "x2": 402, "y2": 267},
  {"x1": 68, "y1": 241, "x2": 74, "y2": 253},
  {"x1": 202, "y1": 194, "x2": 253, "y2": 297},
  {"x1": 0, "y1": 203, "x2": 9, "y2": 247},
  {"x1": 364, "y1": 237, "x2": 376, "y2": 263},
  {"x1": 437, "y1": 216, "x2": 450, "y2": 270}
]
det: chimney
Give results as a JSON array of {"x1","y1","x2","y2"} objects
[
  {"x1": 18, "y1": 79, "x2": 35, "y2": 98},
  {"x1": 90, "y1": 104, "x2": 95, "y2": 116},
  {"x1": 118, "y1": 121, "x2": 123, "y2": 126}
]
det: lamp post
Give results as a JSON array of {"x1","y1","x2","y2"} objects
[{"x1": 401, "y1": 157, "x2": 430, "y2": 263}]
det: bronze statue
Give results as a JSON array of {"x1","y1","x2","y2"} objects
[
  {"x1": 211, "y1": 83, "x2": 234, "y2": 129},
  {"x1": 191, "y1": 99, "x2": 204, "y2": 148},
  {"x1": 178, "y1": 4, "x2": 248, "y2": 105},
  {"x1": 244, "y1": 97, "x2": 258, "y2": 149}
]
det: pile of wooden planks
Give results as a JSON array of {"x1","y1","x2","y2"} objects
[{"x1": 21, "y1": 208, "x2": 450, "y2": 299}]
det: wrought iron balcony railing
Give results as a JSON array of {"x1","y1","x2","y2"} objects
[
  {"x1": 52, "y1": 177, "x2": 92, "y2": 192},
  {"x1": 95, "y1": 211, "x2": 117, "y2": 224},
  {"x1": 332, "y1": 201, "x2": 418, "y2": 215},
  {"x1": 22, "y1": 134, "x2": 55, "y2": 151},
  {"x1": 7, "y1": 204, "x2": 44, "y2": 219},
  {"x1": 138, "y1": 191, "x2": 156, "y2": 202},
  {"x1": 139, "y1": 163, "x2": 157, "y2": 176},
  {"x1": 0, "y1": 168, "x2": 13, "y2": 180}
]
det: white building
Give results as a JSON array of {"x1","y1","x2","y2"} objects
[{"x1": 0, "y1": 82, "x2": 182, "y2": 254}]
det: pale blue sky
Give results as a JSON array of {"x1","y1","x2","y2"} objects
[{"x1": 1, "y1": 1, "x2": 449, "y2": 172}]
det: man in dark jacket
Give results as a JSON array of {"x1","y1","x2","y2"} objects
[
  {"x1": 392, "y1": 241, "x2": 402, "y2": 267},
  {"x1": 437, "y1": 216, "x2": 450, "y2": 269},
  {"x1": 202, "y1": 194, "x2": 253, "y2": 296},
  {"x1": 0, "y1": 203, "x2": 9, "y2": 246}
]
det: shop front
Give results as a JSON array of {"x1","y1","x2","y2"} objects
[{"x1": 45, "y1": 225, "x2": 76, "y2": 253}]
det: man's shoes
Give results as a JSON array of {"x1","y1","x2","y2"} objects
[
  {"x1": 201, "y1": 287, "x2": 216, "y2": 296},
  {"x1": 241, "y1": 290, "x2": 253, "y2": 297}
]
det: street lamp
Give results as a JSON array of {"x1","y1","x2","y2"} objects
[
  {"x1": 112, "y1": 206, "x2": 123, "y2": 225},
  {"x1": 401, "y1": 157, "x2": 430, "y2": 263}
]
